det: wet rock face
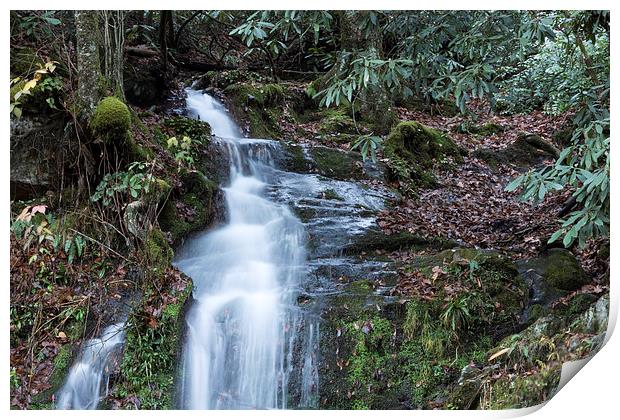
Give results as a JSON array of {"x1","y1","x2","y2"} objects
[{"x1": 10, "y1": 113, "x2": 65, "y2": 200}]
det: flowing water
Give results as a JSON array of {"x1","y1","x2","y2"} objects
[
  {"x1": 56, "y1": 323, "x2": 125, "y2": 409},
  {"x1": 174, "y1": 89, "x2": 317, "y2": 409}
]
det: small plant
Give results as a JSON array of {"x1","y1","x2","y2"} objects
[
  {"x1": 351, "y1": 135, "x2": 381, "y2": 162},
  {"x1": 91, "y1": 162, "x2": 154, "y2": 206},
  {"x1": 10, "y1": 60, "x2": 60, "y2": 117},
  {"x1": 441, "y1": 295, "x2": 472, "y2": 332},
  {"x1": 167, "y1": 136, "x2": 194, "y2": 171}
]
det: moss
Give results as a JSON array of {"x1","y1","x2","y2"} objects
[
  {"x1": 223, "y1": 82, "x2": 284, "y2": 138},
  {"x1": 384, "y1": 121, "x2": 463, "y2": 193},
  {"x1": 159, "y1": 171, "x2": 218, "y2": 245},
  {"x1": 144, "y1": 178, "x2": 172, "y2": 207},
  {"x1": 114, "y1": 278, "x2": 193, "y2": 409},
  {"x1": 163, "y1": 116, "x2": 211, "y2": 144},
  {"x1": 30, "y1": 343, "x2": 74, "y2": 409},
  {"x1": 308, "y1": 146, "x2": 366, "y2": 180},
  {"x1": 90, "y1": 96, "x2": 131, "y2": 140},
  {"x1": 453, "y1": 121, "x2": 505, "y2": 136},
  {"x1": 521, "y1": 248, "x2": 589, "y2": 292},
  {"x1": 344, "y1": 230, "x2": 458, "y2": 255},
  {"x1": 126, "y1": 132, "x2": 154, "y2": 161},
  {"x1": 321, "y1": 189, "x2": 343, "y2": 201},
  {"x1": 481, "y1": 365, "x2": 561, "y2": 409},
  {"x1": 145, "y1": 228, "x2": 174, "y2": 272},
  {"x1": 318, "y1": 108, "x2": 357, "y2": 134},
  {"x1": 474, "y1": 133, "x2": 560, "y2": 169}
]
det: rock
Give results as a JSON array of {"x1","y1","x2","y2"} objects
[
  {"x1": 474, "y1": 132, "x2": 560, "y2": 169},
  {"x1": 520, "y1": 248, "x2": 589, "y2": 292},
  {"x1": 446, "y1": 364, "x2": 484, "y2": 409},
  {"x1": 279, "y1": 143, "x2": 387, "y2": 181},
  {"x1": 124, "y1": 200, "x2": 148, "y2": 240},
  {"x1": 383, "y1": 121, "x2": 464, "y2": 192},
  {"x1": 344, "y1": 230, "x2": 458, "y2": 255},
  {"x1": 10, "y1": 113, "x2": 65, "y2": 200}
]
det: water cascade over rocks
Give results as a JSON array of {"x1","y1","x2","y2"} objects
[
  {"x1": 174, "y1": 89, "x2": 318, "y2": 409},
  {"x1": 56, "y1": 323, "x2": 125, "y2": 409}
]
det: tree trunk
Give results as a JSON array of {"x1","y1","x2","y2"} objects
[
  {"x1": 75, "y1": 11, "x2": 102, "y2": 118},
  {"x1": 75, "y1": 10, "x2": 126, "y2": 114}
]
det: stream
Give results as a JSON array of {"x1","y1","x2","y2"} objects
[{"x1": 56, "y1": 87, "x2": 394, "y2": 410}]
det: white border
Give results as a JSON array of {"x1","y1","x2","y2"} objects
[{"x1": 3, "y1": 1, "x2": 618, "y2": 419}]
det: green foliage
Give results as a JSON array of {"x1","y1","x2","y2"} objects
[
  {"x1": 15, "y1": 11, "x2": 61, "y2": 38},
  {"x1": 167, "y1": 135, "x2": 194, "y2": 170},
  {"x1": 90, "y1": 96, "x2": 131, "y2": 139},
  {"x1": 10, "y1": 205, "x2": 87, "y2": 264},
  {"x1": 163, "y1": 116, "x2": 211, "y2": 144},
  {"x1": 351, "y1": 135, "x2": 381, "y2": 162},
  {"x1": 506, "y1": 115, "x2": 609, "y2": 248},
  {"x1": 91, "y1": 162, "x2": 154, "y2": 206},
  {"x1": 10, "y1": 61, "x2": 61, "y2": 117},
  {"x1": 441, "y1": 295, "x2": 472, "y2": 332},
  {"x1": 383, "y1": 121, "x2": 462, "y2": 193},
  {"x1": 502, "y1": 11, "x2": 609, "y2": 248}
]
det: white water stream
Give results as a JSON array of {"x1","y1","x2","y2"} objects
[
  {"x1": 56, "y1": 323, "x2": 125, "y2": 409},
  {"x1": 174, "y1": 89, "x2": 312, "y2": 409}
]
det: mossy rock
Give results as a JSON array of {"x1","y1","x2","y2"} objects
[
  {"x1": 344, "y1": 230, "x2": 458, "y2": 255},
  {"x1": 384, "y1": 121, "x2": 463, "y2": 192},
  {"x1": 474, "y1": 132, "x2": 560, "y2": 170},
  {"x1": 158, "y1": 170, "x2": 219, "y2": 245},
  {"x1": 113, "y1": 276, "x2": 193, "y2": 409},
  {"x1": 453, "y1": 121, "x2": 505, "y2": 136},
  {"x1": 481, "y1": 365, "x2": 561, "y2": 409},
  {"x1": 163, "y1": 116, "x2": 211, "y2": 144},
  {"x1": 521, "y1": 248, "x2": 589, "y2": 292},
  {"x1": 145, "y1": 228, "x2": 174, "y2": 272},
  {"x1": 90, "y1": 96, "x2": 131, "y2": 140},
  {"x1": 318, "y1": 108, "x2": 358, "y2": 135}
]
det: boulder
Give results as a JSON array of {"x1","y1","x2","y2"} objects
[
  {"x1": 474, "y1": 132, "x2": 560, "y2": 169},
  {"x1": 519, "y1": 248, "x2": 589, "y2": 293}
]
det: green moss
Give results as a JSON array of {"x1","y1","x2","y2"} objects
[
  {"x1": 320, "y1": 189, "x2": 343, "y2": 201},
  {"x1": 223, "y1": 82, "x2": 285, "y2": 138},
  {"x1": 542, "y1": 249, "x2": 589, "y2": 291},
  {"x1": 159, "y1": 171, "x2": 218, "y2": 245},
  {"x1": 344, "y1": 230, "x2": 457, "y2": 255},
  {"x1": 91, "y1": 96, "x2": 131, "y2": 140},
  {"x1": 453, "y1": 121, "x2": 505, "y2": 136},
  {"x1": 164, "y1": 116, "x2": 211, "y2": 144},
  {"x1": 145, "y1": 228, "x2": 173, "y2": 272},
  {"x1": 308, "y1": 146, "x2": 366, "y2": 180},
  {"x1": 318, "y1": 108, "x2": 357, "y2": 134},
  {"x1": 384, "y1": 121, "x2": 463, "y2": 194},
  {"x1": 115, "y1": 278, "x2": 193, "y2": 409},
  {"x1": 481, "y1": 365, "x2": 561, "y2": 409}
]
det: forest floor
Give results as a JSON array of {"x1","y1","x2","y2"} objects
[{"x1": 268, "y1": 87, "x2": 608, "y2": 286}]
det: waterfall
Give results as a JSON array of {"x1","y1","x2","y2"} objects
[
  {"x1": 56, "y1": 323, "x2": 125, "y2": 409},
  {"x1": 174, "y1": 89, "x2": 316, "y2": 409}
]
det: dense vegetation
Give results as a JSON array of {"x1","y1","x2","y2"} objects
[{"x1": 10, "y1": 10, "x2": 609, "y2": 410}]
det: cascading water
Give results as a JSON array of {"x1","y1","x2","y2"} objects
[
  {"x1": 56, "y1": 323, "x2": 125, "y2": 409},
  {"x1": 174, "y1": 89, "x2": 317, "y2": 409}
]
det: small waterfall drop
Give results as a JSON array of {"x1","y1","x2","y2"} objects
[
  {"x1": 56, "y1": 323, "x2": 125, "y2": 409},
  {"x1": 175, "y1": 89, "x2": 316, "y2": 409}
]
